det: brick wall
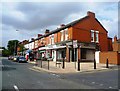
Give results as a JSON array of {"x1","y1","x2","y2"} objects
[
  {"x1": 108, "y1": 38, "x2": 113, "y2": 51},
  {"x1": 72, "y1": 13, "x2": 108, "y2": 52},
  {"x1": 99, "y1": 51, "x2": 120, "y2": 65}
]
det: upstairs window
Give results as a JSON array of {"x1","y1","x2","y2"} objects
[
  {"x1": 49, "y1": 36, "x2": 51, "y2": 44},
  {"x1": 41, "y1": 38, "x2": 45, "y2": 45},
  {"x1": 91, "y1": 30, "x2": 94, "y2": 42},
  {"x1": 61, "y1": 30, "x2": 64, "y2": 41},
  {"x1": 96, "y1": 31, "x2": 99, "y2": 43},
  {"x1": 65, "y1": 29, "x2": 68, "y2": 40},
  {"x1": 51, "y1": 34, "x2": 54, "y2": 44}
]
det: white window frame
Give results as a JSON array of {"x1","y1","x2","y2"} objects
[
  {"x1": 91, "y1": 30, "x2": 95, "y2": 42},
  {"x1": 65, "y1": 29, "x2": 68, "y2": 40},
  {"x1": 96, "y1": 31, "x2": 99, "y2": 43},
  {"x1": 51, "y1": 34, "x2": 54, "y2": 44},
  {"x1": 61, "y1": 30, "x2": 64, "y2": 41},
  {"x1": 49, "y1": 36, "x2": 51, "y2": 45},
  {"x1": 41, "y1": 38, "x2": 44, "y2": 45}
]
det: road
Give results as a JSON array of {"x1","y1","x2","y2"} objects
[{"x1": 1, "y1": 57, "x2": 119, "y2": 90}]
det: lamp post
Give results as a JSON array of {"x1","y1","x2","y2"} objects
[
  {"x1": 14, "y1": 30, "x2": 19, "y2": 56},
  {"x1": 14, "y1": 41, "x2": 16, "y2": 56}
]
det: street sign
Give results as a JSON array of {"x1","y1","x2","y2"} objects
[{"x1": 73, "y1": 40, "x2": 78, "y2": 48}]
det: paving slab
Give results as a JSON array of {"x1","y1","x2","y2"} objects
[{"x1": 29, "y1": 61, "x2": 119, "y2": 74}]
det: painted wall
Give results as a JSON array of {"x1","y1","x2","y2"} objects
[{"x1": 95, "y1": 51, "x2": 100, "y2": 63}]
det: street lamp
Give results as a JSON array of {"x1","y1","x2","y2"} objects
[{"x1": 14, "y1": 30, "x2": 19, "y2": 56}]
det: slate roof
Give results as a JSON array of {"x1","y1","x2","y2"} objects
[
  {"x1": 29, "y1": 15, "x2": 108, "y2": 43},
  {"x1": 30, "y1": 16, "x2": 89, "y2": 43}
]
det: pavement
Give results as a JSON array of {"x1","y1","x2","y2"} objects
[{"x1": 28, "y1": 60, "x2": 119, "y2": 74}]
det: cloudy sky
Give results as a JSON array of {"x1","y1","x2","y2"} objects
[{"x1": 1, "y1": 0, "x2": 119, "y2": 48}]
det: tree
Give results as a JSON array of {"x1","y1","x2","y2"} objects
[
  {"x1": 7, "y1": 40, "x2": 19, "y2": 55},
  {"x1": 2, "y1": 49, "x2": 10, "y2": 57}
]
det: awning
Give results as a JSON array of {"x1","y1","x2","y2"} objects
[
  {"x1": 47, "y1": 45, "x2": 66, "y2": 50},
  {"x1": 39, "y1": 45, "x2": 66, "y2": 50},
  {"x1": 38, "y1": 50, "x2": 45, "y2": 53},
  {"x1": 26, "y1": 50, "x2": 32, "y2": 53},
  {"x1": 39, "y1": 47, "x2": 48, "y2": 50}
]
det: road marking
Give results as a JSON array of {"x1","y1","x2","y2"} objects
[
  {"x1": 99, "y1": 84, "x2": 103, "y2": 86},
  {"x1": 51, "y1": 73, "x2": 56, "y2": 76},
  {"x1": 13, "y1": 85, "x2": 19, "y2": 91},
  {"x1": 82, "y1": 79, "x2": 85, "y2": 82},
  {"x1": 56, "y1": 75, "x2": 60, "y2": 77},
  {"x1": 29, "y1": 68, "x2": 41, "y2": 72},
  {"x1": 109, "y1": 86, "x2": 112, "y2": 89},
  {"x1": 92, "y1": 82, "x2": 95, "y2": 84}
]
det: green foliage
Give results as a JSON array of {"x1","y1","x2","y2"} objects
[
  {"x1": 2, "y1": 49, "x2": 10, "y2": 57},
  {"x1": 7, "y1": 40, "x2": 19, "y2": 55}
]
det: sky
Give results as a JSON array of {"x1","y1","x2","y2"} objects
[{"x1": 1, "y1": 0, "x2": 119, "y2": 48}]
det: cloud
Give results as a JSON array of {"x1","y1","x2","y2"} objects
[
  {"x1": 1, "y1": 2, "x2": 118, "y2": 47},
  {"x1": 2, "y1": 2, "x2": 86, "y2": 31}
]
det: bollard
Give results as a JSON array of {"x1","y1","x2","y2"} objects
[
  {"x1": 94, "y1": 59, "x2": 96, "y2": 69},
  {"x1": 48, "y1": 59, "x2": 49, "y2": 70},
  {"x1": 78, "y1": 59, "x2": 80, "y2": 71},
  {"x1": 62, "y1": 58, "x2": 65, "y2": 69},
  {"x1": 41, "y1": 60, "x2": 42, "y2": 68},
  {"x1": 106, "y1": 59, "x2": 109, "y2": 68}
]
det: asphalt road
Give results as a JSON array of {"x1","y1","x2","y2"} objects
[{"x1": 1, "y1": 57, "x2": 119, "y2": 90}]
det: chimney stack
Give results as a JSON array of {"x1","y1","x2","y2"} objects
[
  {"x1": 57, "y1": 24, "x2": 65, "y2": 28},
  {"x1": 114, "y1": 35, "x2": 117, "y2": 43},
  {"x1": 60, "y1": 24, "x2": 65, "y2": 27},
  {"x1": 45, "y1": 29, "x2": 50, "y2": 34},
  {"x1": 87, "y1": 11, "x2": 95, "y2": 18},
  {"x1": 38, "y1": 34, "x2": 43, "y2": 37},
  {"x1": 31, "y1": 38, "x2": 34, "y2": 41}
]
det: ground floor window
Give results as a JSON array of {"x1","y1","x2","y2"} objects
[
  {"x1": 57, "y1": 48, "x2": 66, "y2": 60},
  {"x1": 81, "y1": 48, "x2": 95, "y2": 61}
]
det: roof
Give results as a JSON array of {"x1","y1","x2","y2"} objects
[
  {"x1": 30, "y1": 16, "x2": 89, "y2": 43},
  {"x1": 95, "y1": 18, "x2": 108, "y2": 33},
  {"x1": 29, "y1": 15, "x2": 108, "y2": 43}
]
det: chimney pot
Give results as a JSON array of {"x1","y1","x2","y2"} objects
[
  {"x1": 114, "y1": 35, "x2": 117, "y2": 42},
  {"x1": 45, "y1": 29, "x2": 50, "y2": 34},
  {"x1": 38, "y1": 34, "x2": 42, "y2": 37},
  {"x1": 87, "y1": 11, "x2": 95, "y2": 18}
]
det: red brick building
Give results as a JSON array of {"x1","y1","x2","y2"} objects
[{"x1": 26, "y1": 11, "x2": 111, "y2": 62}]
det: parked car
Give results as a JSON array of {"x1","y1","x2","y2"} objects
[
  {"x1": 18, "y1": 56, "x2": 27, "y2": 63},
  {"x1": 8, "y1": 56, "x2": 14, "y2": 60},
  {"x1": 13, "y1": 56, "x2": 19, "y2": 62}
]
